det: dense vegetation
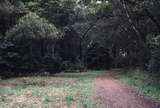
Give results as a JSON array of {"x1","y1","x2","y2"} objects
[
  {"x1": 0, "y1": 0, "x2": 160, "y2": 78},
  {"x1": 120, "y1": 69, "x2": 160, "y2": 101}
]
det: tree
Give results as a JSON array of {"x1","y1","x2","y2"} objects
[
  {"x1": 24, "y1": 0, "x2": 76, "y2": 28},
  {"x1": 0, "y1": 0, "x2": 27, "y2": 35},
  {"x1": 1, "y1": 12, "x2": 60, "y2": 73}
]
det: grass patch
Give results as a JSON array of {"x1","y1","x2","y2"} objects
[
  {"x1": 119, "y1": 69, "x2": 160, "y2": 101},
  {"x1": 0, "y1": 70, "x2": 104, "y2": 108},
  {"x1": 65, "y1": 95, "x2": 74, "y2": 106},
  {"x1": 79, "y1": 98, "x2": 95, "y2": 108}
]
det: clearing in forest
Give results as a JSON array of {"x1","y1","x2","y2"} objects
[
  {"x1": 0, "y1": 71, "x2": 100, "y2": 108},
  {"x1": 0, "y1": 70, "x2": 160, "y2": 108}
]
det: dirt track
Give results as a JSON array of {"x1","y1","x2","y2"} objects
[{"x1": 95, "y1": 71, "x2": 160, "y2": 108}]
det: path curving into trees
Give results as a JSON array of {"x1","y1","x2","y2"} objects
[{"x1": 95, "y1": 70, "x2": 160, "y2": 108}]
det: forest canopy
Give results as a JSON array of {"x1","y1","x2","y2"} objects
[{"x1": 0, "y1": 0, "x2": 160, "y2": 76}]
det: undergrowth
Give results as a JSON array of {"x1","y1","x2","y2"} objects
[{"x1": 120, "y1": 69, "x2": 160, "y2": 101}]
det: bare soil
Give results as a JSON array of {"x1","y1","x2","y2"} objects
[{"x1": 95, "y1": 70, "x2": 160, "y2": 108}]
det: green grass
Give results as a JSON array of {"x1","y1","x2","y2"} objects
[
  {"x1": 0, "y1": 71, "x2": 104, "y2": 108},
  {"x1": 119, "y1": 69, "x2": 160, "y2": 101}
]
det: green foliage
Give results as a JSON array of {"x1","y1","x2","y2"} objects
[
  {"x1": 0, "y1": 0, "x2": 27, "y2": 35},
  {"x1": 1, "y1": 12, "x2": 60, "y2": 72},
  {"x1": 1, "y1": 0, "x2": 160, "y2": 77},
  {"x1": 65, "y1": 95, "x2": 74, "y2": 106},
  {"x1": 120, "y1": 69, "x2": 160, "y2": 101},
  {"x1": 0, "y1": 0, "x2": 113, "y2": 75},
  {"x1": 7, "y1": 12, "x2": 58, "y2": 40},
  {"x1": 25, "y1": 0, "x2": 76, "y2": 27},
  {"x1": 79, "y1": 98, "x2": 95, "y2": 108}
]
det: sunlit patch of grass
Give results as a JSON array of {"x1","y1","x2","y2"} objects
[
  {"x1": 0, "y1": 70, "x2": 104, "y2": 108},
  {"x1": 119, "y1": 69, "x2": 160, "y2": 101}
]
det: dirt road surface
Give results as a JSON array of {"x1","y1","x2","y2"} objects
[{"x1": 95, "y1": 71, "x2": 160, "y2": 108}]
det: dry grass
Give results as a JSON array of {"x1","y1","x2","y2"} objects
[{"x1": 0, "y1": 71, "x2": 104, "y2": 108}]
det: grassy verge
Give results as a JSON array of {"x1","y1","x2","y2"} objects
[
  {"x1": 119, "y1": 69, "x2": 160, "y2": 101},
  {"x1": 0, "y1": 71, "x2": 103, "y2": 108}
]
